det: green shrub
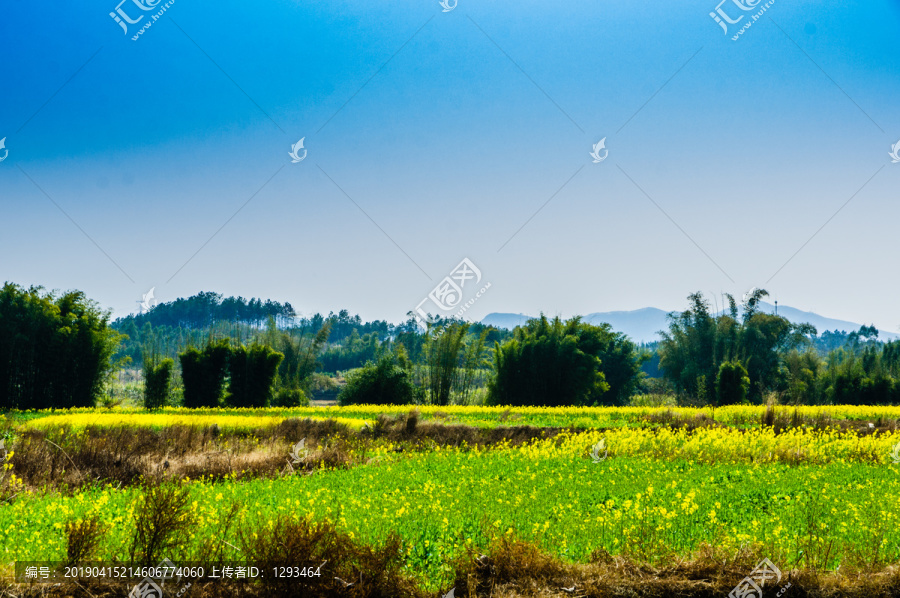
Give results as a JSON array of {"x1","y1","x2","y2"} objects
[
  {"x1": 179, "y1": 340, "x2": 230, "y2": 408},
  {"x1": 716, "y1": 360, "x2": 750, "y2": 405},
  {"x1": 628, "y1": 393, "x2": 678, "y2": 408},
  {"x1": 227, "y1": 344, "x2": 284, "y2": 408},
  {"x1": 272, "y1": 387, "x2": 310, "y2": 407},
  {"x1": 488, "y1": 315, "x2": 614, "y2": 407},
  {"x1": 143, "y1": 358, "x2": 174, "y2": 409},
  {"x1": 338, "y1": 355, "x2": 421, "y2": 406},
  {"x1": 306, "y1": 373, "x2": 339, "y2": 400}
]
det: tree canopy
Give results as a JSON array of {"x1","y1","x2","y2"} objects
[
  {"x1": 0, "y1": 282, "x2": 123, "y2": 409},
  {"x1": 488, "y1": 315, "x2": 644, "y2": 407},
  {"x1": 659, "y1": 290, "x2": 815, "y2": 403},
  {"x1": 115, "y1": 292, "x2": 297, "y2": 330}
]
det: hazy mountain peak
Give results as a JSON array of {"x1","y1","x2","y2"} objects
[{"x1": 481, "y1": 304, "x2": 898, "y2": 343}]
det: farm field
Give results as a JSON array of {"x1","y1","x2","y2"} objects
[
  {"x1": 2, "y1": 405, "x2": 900, "y2": 596},
  {"x1": 17, "y1": 402, "x2": 900, "y2": 430}
]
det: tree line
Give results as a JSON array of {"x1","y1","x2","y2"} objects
[
  {"x1": 657, "y1": 289, "x2": 900, "y2": 406},
  {"x1": 117, "y1": 292, "x2": 297, "y2": 330},
  {"x1": 3, "y1": 282, "x2": 899, "y2": 410},
  {"x1": 113, "y1": 296, "x2": 505, "y2": 372}
]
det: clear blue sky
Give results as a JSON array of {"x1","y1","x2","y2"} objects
[{"x1": 2, "y1": 0, "x2": 899, "y2": 330}]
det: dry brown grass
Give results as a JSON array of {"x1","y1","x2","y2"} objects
[
  {"x1": 236, "y1": 515, "x2": 422, "y2": 598},
  {"x1": 361, "y1": 411, "x2": 565, "y2": 449},
  {"x1": 8, "y1": 419, "x2": 357, "y2": 491},
  {"x1": 760, "y1": 406, "x2": 900, "y2": 437},
  {"x1": 6, "y1": 532, "x2": 900, "y2": 597},
  {"x1": 65, "y1": 516, "x2": 106, "y2": 565},
  {"x1": 643, "y1": 409, "x2": 726, "y2": 432},
  {"x1": 0, "y1": 511, "x2": 425, "y2": 597},
  {"x1": 129, "y1": 481, "x2": 195, "y2": 566},
  {"x1": 448, "y1": 534, "x2": 900, "y2": 598}
]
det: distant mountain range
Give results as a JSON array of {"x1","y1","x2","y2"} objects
[{"x1": 481, "y1": 302, "x2": 899, "y2": 343}]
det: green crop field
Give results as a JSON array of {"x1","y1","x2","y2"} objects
[{"x1": 3, "y1": 406, "x2": 900, "y2": 596}]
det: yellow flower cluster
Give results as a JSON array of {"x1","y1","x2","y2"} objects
[
  {"x1": 17, "y1": 403, "x2": 900, "y2": 432},
  {"x1": 23, "y1": 412, "x2": 369, "y2": 432},
  {"x1": 519, "y1": 426, "x2": 900, "y2": 464}
]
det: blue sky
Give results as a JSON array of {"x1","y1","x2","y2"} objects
[{"x1": 1, "y1": 0, "x2": 899, "y2": 331}]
